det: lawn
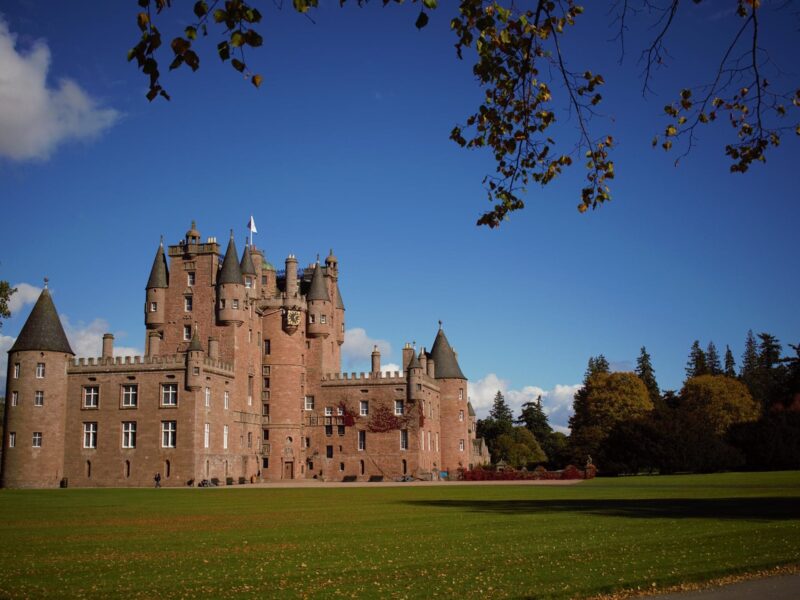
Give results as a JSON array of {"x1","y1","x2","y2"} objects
[{"x1": 0, "y1": 472, "x2": 798, "y2": 599}]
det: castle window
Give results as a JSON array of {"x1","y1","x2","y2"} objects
[
  {"x1": 224, "y1": 425, "x2": 229, "y2": 449},
  {"x1": 187, "y1": 272, "x2": 195, "y2": 286},
  {"x1": 326, "y1": 445, "x2": 334, "y2": 459},
  {"x1": 320, "y1": 314, "x2": 327, "y2": 324},
  {"x1": 32, "y1": 432, "x2": 42, "y2": 448},
  {"x1": 122, "y1": 422, "x2": 136, "y2": 449},
  {"x1": 436, "y1": 432, "x2": 439, "y2": 452},
  {"x1": 232, "y1": 299, "x2": 239, "y2": 309},
  {"x1": 427, "y1": 431, "x2": 431, "y2": 452},
  {"x1": 248, "y1": 376, "x2": 253, "y2": 406},
  {"x1": 83, "y1": 386, "x2": 99, "y2": 408},
  {"x1": 304, "y1": 395, "x2": 315, "y2": 411},
  {"x1": 183, "y1": 325, "x2": 192, "y2": 341},
  {"x1": 324, "y1": 406, "x2": 333, "y2": 416},
  {"x1": 161, "y1": 384, "x2": 178, "y2": 407},
  {"x1": 184, "y1": 296, "x2": 193, "y2": 312},
  {"x1": 262, "y1": 403, "x2": 270, "y2": 417},
  {"x1": 402, "y1": 459, "x2": 407, "y2": 475},
  {"x1": 400, "y1": 429, "x2": 408, "y2": 450},
  {"x1": 262, "y1": 366, "x2": 270, "y2": 376},
  {"x1": 262, "y1": 457, "x2": 269, "y2": 469},
  {"x1": 394, "y1": 400, "x2": 404, "y2": 416},
  {"x1": 224, "y1": 390, "x2": 229, "y2": 410},
  {"x1": 161, "y1": 421, "x2": 177, "y2": 448},
  {"x1": 204, "y1": 423, "x2": 210, "y2": 448},
  {"x1": 339, "y1": 462, "x2": 344, "y2": 471},
  {"x1": 325, "y1": 425, "x2": 333, "y2": 437},
  {"x1": 359, "y1": 400, "x2": 369, "y2": 416},
  {"x1": 358, "y1": 430, "x2": 366, "y2": 451},
  {"x1": 8, "y1": 432, "x2": 15, "y2": 448},
  {"x1": 263, "y1": 377, "x2": 270, "y2": 389},
  {"x1": 205, "y1": 387, "x2": 211, "y2": 408},
  {"x1": 459, "y1": 439, "x2": 465, "y2": 452},
  {"x1": 459, "y1": 388, "x2": 464, "y2": 400},
  {"x1": 341, "y1": 323, "x2": 345, "y2": 333},
  {"x1": 263, "y1": 339, "x2": 270, "y2": 355},
  {"x1": 459, "y1": 410, "x2": 464, "y2": 422},
  {"x1": 360, "y1": 460, "x2": 365, "y2": 475},
  {"x1": 122, "y1": 385, "x2": 138, "y2": 408},
  {"x1": 11, "y1": 391, "x2": 18, "y2": 406},
  {"x1": 308, "y1": 314, "x2": 315, "y2": 324},
  {"x1": 247, "y1": 432, "x2": 252, "y2": 448},
  {"x1": 13, "y1": 363, "x2": 20, "y2": 378},
  {"x1": 337, "y1": 425, "x2": 345, "y2": 436},
  {"x1": 220, "y1": 299, "x2": 226, "y2": 309},
  {"x1": 83, "y1": 423, "x2": 97, "y2": 448},
  {"x1": 35, "y1": 363, "x2": 45, "y2": 378},
  {"x1": 262, "y1": 429, "x2": 269, "y2": 441},
  {"x1": 34, "y1": 391, "x2": 44, "y2": 406},
  {"x1": 337, "y1": 406, "x2": 344, "y2": 416},
  {"x1": 150, "y1": 302, "x2": 157, "y2": 312},
  {"x1": 245, "y1": 276, "x2": 252, "y2": 289}
]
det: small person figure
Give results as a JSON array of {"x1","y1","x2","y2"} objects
[{"x1": 154, "y1": 472, "x2": 161, "y2": 488}]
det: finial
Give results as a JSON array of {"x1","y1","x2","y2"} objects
[
  {"x1": 191, "y1": 220, "x2": 197, "y2": 229},
  {"x1": 438, "y1": 320, "x2": 442, "y2": 330},
  {"x1": 373, "y1": 345, "x2": 378, "y2": 352},
  {"x1": 329, "y1": 248, "x2": 333, "y2": 256},
  {"x1": 316, "y1": 253, "x2": 320, "y2": 263},
  {"x1": 412, "y1": 340, "x2": 416, "y2": 349},
  {"x1": 159, "y1": 234, "x2": 164, "y2": 247},
  {"x1": 43, "y1": 277, "x2": 49, "y2": 289},
  {"x1": 229, "y1": 229, "x2": 234, "y2": 239}
]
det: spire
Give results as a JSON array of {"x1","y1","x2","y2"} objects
[
  {"x1": 187, "y1": 326, "x2": 203, "y2": 352},
  {"x1": 10, "y1": 287, "x2": 74, "y2": 354},
  {"x1": 146, "y1": 241, "x2": 169, "y2": 289},
  {"x1": 240, "y1": 242, "x2": 256, "y2": 275},
  {"x1": 218, "y1": 232, "x2": 243, "y2": 285},
  {"x1": 335, "y1": 282, "x2": 345, "y2": 310},
  {"x1": 306, "y1": 263, "x2": 329, "y2": 301},
  {"x1": 430, "y1": 327, "x2": 466, "y2": 379}
]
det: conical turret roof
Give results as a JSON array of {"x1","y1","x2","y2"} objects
[
  {"x1": 335, "y1": 282, "x2": 345, "y2": 310},
  {"x1": 306, "y1": 263, "x2": 329, "y2": 302},
  {"x1": 10, "y1": 287, "x2": 74, "y2": 354},
  {"x1": 407, "y1": 349, "x2": 421, "y2": 370},
  {"x1": 430, "y1": 327, "x2": 466, "y2": 379},
  {"x1": 146, "y1": 242, "x2": 169, "y2": 289},
  {"x1": 218, "y1": 234, "x2": 243, "y2": 285},
  {"x1": 187, "y1": 327, "x2": 203, "y2": 352},
  {"x1": 240, "y1": 244, "x2": 256, "y2": 275}
]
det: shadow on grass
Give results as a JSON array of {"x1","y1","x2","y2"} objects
[{"x1": 402, "y1": 497, "x2": 800, "y2": 521}]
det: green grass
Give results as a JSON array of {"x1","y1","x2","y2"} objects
[{"x1": 0, "y1": 472, "x2": 799, "y2": 599}]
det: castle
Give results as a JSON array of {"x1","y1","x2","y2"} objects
[{"x1": 2, "y1": 221, "x2": 489, "y2": 488}]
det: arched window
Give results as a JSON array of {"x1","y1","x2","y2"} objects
[
  {"x1": 360, "y1": 460, "x2": 365, "y2": 475},
  {"x1": 165, "y1": 460, "x2": 171, "y2": 478},
  {"x1": 86, "y1": 460, "x2": 92, "y2": 478},
  {"x1": 402, "y1": 459, "x2": 407, "y2": 475},
  {"x1": 124, "y1": 460, "x2": 131, "y2": 478}
]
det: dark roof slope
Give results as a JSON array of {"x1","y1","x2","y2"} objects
[
  {"x1": 10, "y1": 288, "x2": 74, "y2": 354},
  {"x1": 467, "y1": 401, "x2": 476, "y2": 417},
  {"x1": 187, "y1": 328, "x2": 203, "y2": 352},
  {"x1": 240, "y1": 245, "x2": 256, "y2": 275},
  {"x1": 218, "y1": 235, "x2": 243, "y2": 285},
  {"x1": 146, "y1": 243, "x2": 169, "y2": 289},
  {"x1": 430, "y1": 328, "x2": 466, "y2": 379},
  {"x1": 335, "y1": 282, "x2": 345, "y2": 310},
  {"x1": 306, "y1": 264, "x2": 330, "y2": 301},
  {"x1": 407, "y1": 350, "x2": 421, "y2": 370}
]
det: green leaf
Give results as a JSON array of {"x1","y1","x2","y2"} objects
[
  {"x1": 231, "y1": 31, "x2": 245, "y2": 47},
  {"x1": 415, "y1": 11, "x2": 429, "y2": 29},
  {"x1": 232, "y1": 58, "x2": 246, "y2": 73},
  {"x1": 422, "y1": 0, "x2": 437, "y2": 8},
  {"x1": 217, "y1": 41, "x2": 230, "y2": 61},
  {"x1": 185, "y1": 26, "x2": 197, "y2": 40},
  {"x1": 193, "y1": 1, "x2": 208, "y2": 18}
]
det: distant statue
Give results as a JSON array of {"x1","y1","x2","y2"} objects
[{"x1": 586, "y1": 455, "x2": 593, "y2": 468}]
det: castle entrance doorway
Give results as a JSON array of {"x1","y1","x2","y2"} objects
[{"x1": 283, "y1": 461, "x2": 294, "y2": 479}]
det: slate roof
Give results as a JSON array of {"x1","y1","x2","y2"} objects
[
  {"x1": 240, "y1": 245, "x2": 256, "y2": 275},
  {"x1": 10, "y1": 288, "x2": 74, "y2": 354},
  {"x1": 187, "y1": 328, "x2": 203, "y2": 352},
  {"x1": 467, "y1": 401, "x2": 476, "y2": 417},
  {"x1": 218, "y1": 235, "x2": 243, "y2": 285},
  {"x1": 306, "y1": 264, "x2": 329, "y2": 302},
  {"x1": 335, "y1": 282, "x2": 345, "y2": 310},
  {"x1": 407, "y1": 350, "x2": 421, "y2": 370},
  {"x1": 146, "y1": 243, "x2": 169, "y2": 289},
  {"x1": 430, "y1": 328, "x2": 466, "y2": 379}
]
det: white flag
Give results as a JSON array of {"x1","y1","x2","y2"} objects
[{"x1": 247, "y1": 216, "x2": 257, "y2": 234}]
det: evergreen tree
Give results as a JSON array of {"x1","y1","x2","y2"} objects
[
  {"x1": 740, "y1": 329, "x2": 759, "y2": 382},
  {"x1": 757, "y1": 333, "x2": 782, "y2": 370},
  {"x1": 724, "y1": 345, "x2": 736, "y2": 378},
  {"x1": 686, "y1": 340, "x2": 708, "y2": 380},
  {"x1": 489, "y1": 391, "x2": 514, "y2": 426},
  {"x1": 517, "y1": 396, "x2": 552, "y2": 442},
  {"x1": 571, "y1": 355, "x2": 612, "y2": 433},
  {"x1": 635, "y1": 346, "x2": 660, "y2": 403},
  {"x1": 706, "y1": 341, "x2": 722, "y2": 376}
]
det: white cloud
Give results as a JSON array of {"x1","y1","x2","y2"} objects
[
  {"x1": 0, "y1": 18, "x2": 120, "y2": 161},
  {"x1": 468, "y1": 373, "x2": 581, "y2": 432},
  {"x1": 61, "y1": 316, "x2": 141, "y2": 358},
  {"x1": 342, "y1": 327, "x2": 391, "y2": 370},
  {"x1": 381, "y1": 362, "x2": 401, "y2": 374},
  {"x1": 8, "y1": 282, "x2": 41, "y2": 315}
]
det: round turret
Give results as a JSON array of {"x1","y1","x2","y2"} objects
[
  {"x1": 185, "y1": 220, "x2": 201, "y2": 244},
  {"x1": 145, "y1": 240, "x2": 168, "y2": 329},
  {"x1": 306, "y1": 263, "x2": 331, "y2": 338},
  {"x1": 217, "y1": 233, "x2": 245, "y2": 325}
]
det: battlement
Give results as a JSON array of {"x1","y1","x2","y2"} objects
[
  {"x1": 203, "y1": 357, "x2": 235, "y2": 375},
  {"x1": 167, "y1": 241, "x2": 220, "y2": 256},
  {"x1": 322, "y1": 371, "x2": 406, "y2": 383},
  {"x1": 66, "y1": 353, "x2": 232, "y2": 375}
]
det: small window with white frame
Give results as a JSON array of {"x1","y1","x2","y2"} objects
[
  {"x1": 358, "y1": 430, "x2": 366, "y2": 451},
  {"x1": 232, "y1": 299, "x2": 239, "y2": 309},
  {"x1": 459, "y1": 439, "x2": 465, "y2": 452},
  {"x1": 459, "y1": 388, "x2": 464, "y2": 400},
  {"x1": 83, "y1": 386, "x2": 99, "y2": 408},
  {"x1": 184, "y1": 296, "x2": 193, "y2": 312},
  {"x1": 304, "y1": 395, "x2": 315, "y2": 411},
  {"x1": 83, "y1": 422, "x2": 97, "y2": 449},
  {"x1": 161, "y1": 383, "x2": 178, "y2": 406},
  {"x1": 360, "y1": 400, "x2": 369, "y2": 416},
  {"x1": 204, "y1": 423, "x2": 210, "y2": 448},
  {"x1": 244, "y1": 276, "x2": 252, "y2": 289},
  {"x1": 122, "y1": 422, "x2": 136, "y2": 448},
  {"x1": 400, "y1": 429, "x2": 408, "y2": 450},
  {"x1": 35, "y1": 362, "x2": 45, "y2": 378},
  {"x1": 320, "y1": 314, "x2": 327, "y2": 324},
  {"x1": 336, "y1": 406, "x2": 343, "y2": 416},
  {"x1": 308, "y1": 314, "x2": 315, "y2": 324},
  {"x1": 324, "y1": 406, "x2": 333, "y2": 416},
  {"x1": 223, "y1": 424, "x2": 229, "y2": 449},
  {"x1": 458, "y1": 409, "x2": 464, "y2": 422},
  {"x1": 122, "y1": 384, "x2": 138, "y2": 408},
  {"x1": 183, "y1": 325, "x2": 192, "y2": 341},
  {"x1": 32, "y1": 432, "x2": 42, "y2": 448},
  {"x1": 394, "y1": 400, "x2": 404, "y2": 416},
  {"x1": 11, "y1": 391, "x2": 18, "y2": 407},
  {"x1": 205, "y1": 387, "x2": 211, "y2": 408},
  {"x1": 13, "y1": 363, "x2": 20, "y2": 379},
  {"x1": 149, "y1": 301, "x2": 158, "y2": 312},
  {"x1": 8, "y1": 432, "x2": 15, "y2": 448},
  {"x1": 224, "y1": 390, "x2": 229, "y2": 410},
  {"x1": 34, "y1": 391, "x2": 44, "y2": 406},
  {"x1": 161, "y1": 421, "x2": 177, "y2": 448},
  {"x1": 187, "y1": 272, "x2": 196, "y2": 286}
]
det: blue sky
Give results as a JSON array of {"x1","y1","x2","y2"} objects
[{"x1": 1, "y1": 1, "x2": 798, "y2": 430}]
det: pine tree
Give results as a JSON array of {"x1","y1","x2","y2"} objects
[
  {"x1": 706, "y1": 341, "x2": 722, "y2": 376},
  {"x1": 686, "y1": 340, "x2": 708, "y2": 380},
  {"x1": 757, "y1": 333, "x2": 782, "y2": 370},
  {"x1": 740, "y1": 330, "x2": 759, "y2": 382},
  {"x1": 489, "y1": 390, "x2": 514, "y2": 426},
  {"x1": 724, "y1": 345, "x2": 736, "y2": 377},
  {"x1": 517, "y1": 395, "x2": 552, "y2": 442},
  {"x1": 635, "y1": 346, "x2": 660, "y2": 403}
]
